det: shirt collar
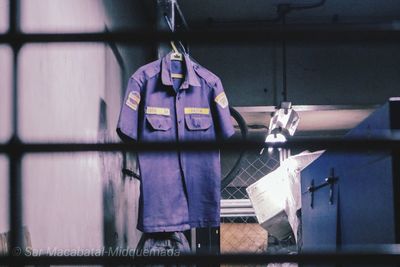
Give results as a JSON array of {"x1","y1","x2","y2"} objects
[{"x1": 161, "y1": 52, "x2": 201, "y2": 89}]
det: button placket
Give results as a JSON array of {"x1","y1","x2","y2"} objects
[
  {"x1": 177, "y1": 94, "x2": 182, "y2": 124},
  {"x1": 175, "y1": 92, "x2": 183, "y2": 137},
  {"x1": 175, "y1": 90, "x2": 188, "y2": 208}
]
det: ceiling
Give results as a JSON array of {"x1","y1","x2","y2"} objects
[
  {"x1": 134, "y1": 0, "x2": 400, "y2": 32},
  {"x1": 178, "y1": 0, "x2": 400, "y2": 27}
]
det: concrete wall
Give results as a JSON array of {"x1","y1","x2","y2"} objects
[
  {"x1": 287, "y1": 43, "x2": 400, "y2": 105},
  {"x1": 0, "y1": 0, "x2": 11, "y2": 235},
  {"x1": 0, "y1": 0, "x2": 150, "y2": 252},
  {"x1": 0, "y1": 155, "x2": 8, "y2": 234},
  {"x1": 0, "y1": 43, "x2": 12, "y2": 234},
  {"x1": 0, "y1": 0, "x2": 8, "y2": 33},
  {"x1": 191, "y1": 43, "x2": 400, "y2": 107},
  {"x1": 191, "y1": 44, "x2": 278, "y2": 106}
]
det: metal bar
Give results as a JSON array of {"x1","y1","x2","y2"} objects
[
  {"x1": 190, "y1": 228, "x2": 197, "y2": 253},
  {"x1": 1, "y1": 252, "x2": 400, "y2": 265},
  {"x1": 235, "y1": 104, "x2": 379, "y2": 113},
  {"x1": 220, "y1": 214, "x2": 256, "y2": 217},
  {"x1": 2, "y1": 29, "x2": 400, "y2": 44},
  {"x1": 174, "y1": 1, "x2": 189, "y2": 31},
  {"x1": 8, "y1": 0, "x2": 19, "y2": 34},
  {"x1": 220, "y1": 208, "x2": 255, "y2": 213},
  {"x1": 281, "y1": 15, "x2": 288, "y2": 102},
  {"x1": 156, "y1": 0, "x2": 175, "y2": 58},
  {"x1": 221, "y1": 210, "x2": 255, "y2": 216},
  {"x1": 1, "y1": 138, "x2": 400, "y2": 153},
  {"x1": 221, "y1": 199, "x2": 253, "y2": 208},
  {"x1": 8, "y1": 0, "x2": 23, "y2": 263},
  {"x1": 8, "y1": 143, "x2": 22, "y2": 258}
]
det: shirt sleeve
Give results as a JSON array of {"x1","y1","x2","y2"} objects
[
  {"x1": 116, "y1": 77, "x2": 142, "y2": 142},
  {"x1": 211, "y1": 78, "x2": 235, "y2": 140}
]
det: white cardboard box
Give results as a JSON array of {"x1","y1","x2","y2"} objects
[
  {"x1": 246, "y1": 165, "x2": 292, "y2": 239},
  {"x1": 246, "y1": 151, "x2": 324, "y2": 240}
]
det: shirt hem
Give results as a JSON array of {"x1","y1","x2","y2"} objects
[
  {"x1": 138, "y1": 220, "x2": 220, "y2": 233},
  {"x1": 190, "y1": 220, "x2": 220, "y2": 228},
  {"x1": 138, "y1": 223, "x2": 191, "y2": 233}
]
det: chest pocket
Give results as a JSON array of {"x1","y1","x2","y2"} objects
[
  {"x1": 185, "y1": 114, "x2": 212, "y2": 131},
  {"x1": 146, "y1": 114, "x2": 172, "y2": 131}
]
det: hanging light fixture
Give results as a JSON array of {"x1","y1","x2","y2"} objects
[
  {"x1": 261, "y1": 102, "x2": 300, "y2": 154},
  {"x1": 260, "y1": 6, "x2": 303, "y2": 155}
]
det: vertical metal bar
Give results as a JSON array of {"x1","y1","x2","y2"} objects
[
  {"x1": 174, "y1": 2, "x2": 189, "y2": 53},
  {"x1": 9, "y1": 140, "x2": 23, "y2": 255},
  {"x1": 9, "y1": 0, "x2": 20, "y2": 34},
  {"x1": 389, "y1": 100, "x2": 400, "y2": 243},
  {"x1": 281, "y1": 15, "x2": 287, "y2": 102},
  {"x1": 190, "y1": 228, "x2": 197, "y2": 252},
  {"x1": 282, "y1": 40, "x2": 287, "y2": 102},
  {"x1": 156, "y1": 0, "x2": 175, "y2": 58},
  {"x1": 9, "y1": 0, "x2": 20, "y2": 135},
  {"x1": 9, "y1": 0, "x2": 23, "y2": 260}
]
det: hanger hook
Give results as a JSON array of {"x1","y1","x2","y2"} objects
[{"x1": 170, "y1": 41, "x2": 179, "y2": 54}]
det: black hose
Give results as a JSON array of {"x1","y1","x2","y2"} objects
[{"x1": 221, "y1": 106, "x2": 248, "y2": 189}]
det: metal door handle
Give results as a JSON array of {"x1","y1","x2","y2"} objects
[{"x1": 303, "y1": 168, "x2": 338, "y2": 208}]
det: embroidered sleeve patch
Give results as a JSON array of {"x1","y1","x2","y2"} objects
[
  {"x1": 146, "y1": 106, "x2": 170, "y2": 116},
  {"x1": 215, "y1": 92, "x2": 229, "y2": 109},
  {"x1": 125, "y1": 91, "x2": 140, "y2": 111},
  {"x1": 184, "y1": 107, "x2": 210, "y2": 115}
]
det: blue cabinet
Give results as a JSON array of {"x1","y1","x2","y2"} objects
[{"x1": 301, "y1": 99, "x2": 400, "y2": 252}]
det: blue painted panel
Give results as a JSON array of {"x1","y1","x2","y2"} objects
[
  {"x1": 339, "y1": 156, "x2": 395, "y2": 244},
  {"x1": 301, "y1": 153, "x2": 342, "y2": 250},
  {"x1": 301, "y1": 99, "x2": 400, "y2": 250}
]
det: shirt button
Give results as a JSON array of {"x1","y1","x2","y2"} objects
[
  {"x1": 177, "y1": 96, "x2": 181, "y2": 100},
  {"x1": 178, "y1": 120, "x2": 182, "y2": 124}
]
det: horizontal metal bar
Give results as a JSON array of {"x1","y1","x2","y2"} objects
[
  {"x1": 221, "y1": 208, "x2": 255, "y2": 213},
  {"x1": 221, "y1": 199, "x2": 253, "y2": 208},
  {"x1": 235, "y1": 104, "x2": 379, "y2": 113},
  {"x1": 1, "y1": 138, "x2": 400, "y2": 154},
  {"x1": 1, "y1": 29, "x2": 400, "y2": 44},
  {"x1": 220, "y1": 213, "x2": 256, "y2": 218},
  {"x1": 221, "y1": 209, "x2": 255, "y2": 215},
  {"x1": 0, "y1": 252, "x2": 400, "y2": 265},
  {"x1": 220, "y1": 200, "x2": 255, "y2": 217}
]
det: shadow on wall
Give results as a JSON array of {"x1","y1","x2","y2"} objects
[
  {"x1": 99, "y1": 96, "x2": 141, "y2": 251},
  {"x1": 99, "y1": 99, "x2": 118, "y2": 249}
]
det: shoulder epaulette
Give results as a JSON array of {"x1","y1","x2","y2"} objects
[
  {"x1": 193, "y1": 63, "x2": 220, "y2": 89},
  {"x1": 131, "y1": 59, "x2": 162, "y2": 85}
]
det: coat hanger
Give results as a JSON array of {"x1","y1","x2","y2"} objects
[
  {"x1": 170, "y1": 41, "x2": 183, "y2": 62},
  {"x1": 163, "y1": 14, "x2": 186, "y2": 79},
  {"x1": 164, "y1": 15, "x2": 187, "y2": 58},
  {"x1": 170, "y1": 41, "x2": 184, "y2": 79}
]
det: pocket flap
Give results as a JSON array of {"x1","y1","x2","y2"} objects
[
  {"x1": 146, "y1": 115, "x2": 172, "y2": 131},
  {"x1": 185, "y1": 114, "x2": 212, "y2": 130}
]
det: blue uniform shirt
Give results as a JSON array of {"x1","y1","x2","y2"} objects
[{"x1": 117, "y1": 52, "x2": 235, "y2": 233}]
